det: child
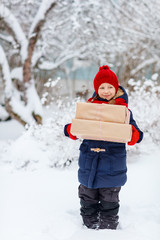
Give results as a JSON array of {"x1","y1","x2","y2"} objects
[{"x1": 64, "y1": 65, "x2": 143, "y2": 230}]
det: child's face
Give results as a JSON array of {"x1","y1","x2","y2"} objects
[{"x1": 98, "y1": 83, "x2": 116, "y2": 100}]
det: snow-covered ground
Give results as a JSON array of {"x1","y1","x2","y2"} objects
[{"x1": 0, "y1": 119, "x2": 160, "y2": 240}]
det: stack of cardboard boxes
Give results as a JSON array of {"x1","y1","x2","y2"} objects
[{"x1": 71, "y1": 102, "x2": 132, "y2": 143}]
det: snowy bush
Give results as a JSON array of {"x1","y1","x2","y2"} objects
[
  {"x1": 24, "y1": 98, "x2": 82, "y2": 169},
  {"x1": 127, "y1": 77, "x2": 160, "y2": 144},
  {"x1": 1, "y1": 96, "x2": 83, "y2": 169}
]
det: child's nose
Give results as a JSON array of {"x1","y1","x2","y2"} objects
[{"x1": 104, "y1": 88, "x2": 109, "y2": 92}]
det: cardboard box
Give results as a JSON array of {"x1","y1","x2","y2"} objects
[
  {"x1": 75, "y1": 102, "x2": 130, "y2": 124},
  {"x1": 71, "y1": 119, "x2": 132, "y2": 143}
]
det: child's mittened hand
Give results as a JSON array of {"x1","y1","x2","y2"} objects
[
  {"x1": 128, "y1": 125, "x2": 140, "y2": 146},
  {"x1": 66, "y1": 123, "x2": 77, "y2": 140}
]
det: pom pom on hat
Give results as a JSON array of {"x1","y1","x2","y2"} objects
[
  {"x1": 99, "y1": 65, "x2": 110, "y2": 71},
  {"x1": 94, "y1": 65, "x2": 119, "y2": 93}
]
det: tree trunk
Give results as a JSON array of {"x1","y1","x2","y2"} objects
[
  {"x1": 22, "y1": 1, "x2": 56, "y2": 122},
  {"x1": 0, "y1": 1, "x2": 56, "y2": 126},
  {"x1": 5, "y1": 99, "x2": 27, "y2": 126}
]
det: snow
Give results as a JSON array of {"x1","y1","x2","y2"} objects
[
  {"x1": 0, "y1": 116, "x2": 160, "y2": 240},
  {"x1": 152, "y1": 73, "x2": 159, "y2": 81},
  {"x1": 0, "y1": 119, "x2": 24, "y2": 140},
  {"x1": 26, "y1": 81, "x2": 43, "y2": 117},
  {"x1": 38, "y1": 61, "x2": 57, "y2": 70},
  {"x1": 11, "y1": 67, "x2": 23, "y2": 82},
  {"x1": 0, "y1": 105, "x2": 10, "y2": 121}
]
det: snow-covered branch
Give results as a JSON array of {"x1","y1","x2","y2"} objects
[
  {"x1": 29, "y1": 0, "x2": 56, "y2": 38},
  {"x1": 0, "y1": 5, "x2": 28, "y2": 63},
  {"x1": 109, "y1": 0, "x2": 150, "y2": 32},
  {"x1": 38, "y1": 45, "x2": 89, "y2": 70},
  {"x1": 0, "y1": 33, "x2": 14, "y2": 44},
  {"x1": 0, "y1": 45, "x2": 13, "y2": 99},
  {"x1": 131, "y1": 57, "x2": 159, "y2": 76}
]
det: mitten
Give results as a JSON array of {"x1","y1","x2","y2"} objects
[
  {"x1": 66, "y1": 123, "x2": 77, "y2": 140},
  {"x1": 128, "y1": 125, "x2": 140, "y2": 146}
]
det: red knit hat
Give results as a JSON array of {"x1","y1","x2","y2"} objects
[{"x1": 94, "y1": 65, "x2": 119, "y2": 93}]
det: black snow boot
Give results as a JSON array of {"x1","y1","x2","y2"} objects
[
  {"x1": 80, "y1": 199, "x2": 99, "y2": 229},
  {"x1": 82, "y1": 215, "x2": 99, "y2": 229},
  {"x1": 99, "y1": 215, "x2": 119, "y2": 230},
  {"x1": 99, "y1": 200, "x2": 119, "y2": 230}
]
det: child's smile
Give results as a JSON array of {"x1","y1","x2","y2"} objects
[{"x1": 98, "y1": 83, "x2": 116, "y2": 100}]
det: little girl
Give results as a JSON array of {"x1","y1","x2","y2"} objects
[{"x1": 64, "y1": 65, "x2": 143, "y2": 230}]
